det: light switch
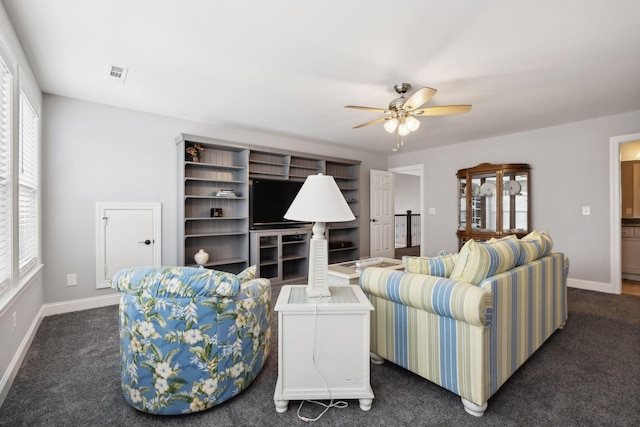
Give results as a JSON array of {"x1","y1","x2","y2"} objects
[
  {"x1": 626, "y1": 208, "x2": 633, "y2": 215},
  {"x1": 582, "y1": 206, "x2": 591, "y2": 216},
  {"x1": 428, "y1": 207, "x2": 436, "y2": 215}
]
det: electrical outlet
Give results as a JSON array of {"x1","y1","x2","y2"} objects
[
  {"x1": 582, "y1": 206, "x2": 591, "y2": 216},
  {"x1": 12, "y1": 312, "x2": 16, "y2": 333},
  {"x1": 67, "y1": 273, "x2": 78, "y2": 286}
]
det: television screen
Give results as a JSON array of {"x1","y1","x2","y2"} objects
[{"x1": 249, "y1": 179, "x2": 307, "y2": 228}]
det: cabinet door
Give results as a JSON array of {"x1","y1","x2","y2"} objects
[{"x1": 621, "y1": 236, "x2": 640, "y2": 274}]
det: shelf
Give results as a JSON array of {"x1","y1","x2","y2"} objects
[
  {"x1": 185, "y1": 177, "x2": 245, "y2": 184},
  {"x1": 283, "y1": 255, "x2": 306, "y2": 261},
  {"x1": 185, "y1": 217, "x2": 247, "y2": 221},
  {"x1": 184, "y1": 257, "x2": 248, "y2": 269},
  {"x1": 250, "y1": 159, "x2": 288, "y2": 167},
  {"x1": 248, "y1": 170, "x2": 287, "y2": 178},
  {"x1": 185, "y1": 195, "x2": 247, "y2": 200},
  {"x1": 186, "y1": 161, "x2": 245, "y2": 170},
  {"x1": 185, "y1": 231, "x2": 248, "y2": 238}
]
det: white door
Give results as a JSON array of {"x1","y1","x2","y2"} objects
[
  {"x1": 96, "y1": 203, "x2": 161, "y2": 288},
  {"x1": 370, "y1": 170, "x2": 394, "y2": 258}
]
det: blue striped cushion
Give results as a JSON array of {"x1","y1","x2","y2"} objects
[
  {"x1": 402, "y1": 254, "x2": 458, "y2": 277},
  {"x1": 450, "y1": 236, "x2": 521, "y2": 285},
  {"x1": 518, "y1": 230, "x2": 553, "y2": 264}
]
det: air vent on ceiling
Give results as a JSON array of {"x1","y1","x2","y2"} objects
[{"x1": 106, "y1": 65, "x2": 128, "y2": 84}]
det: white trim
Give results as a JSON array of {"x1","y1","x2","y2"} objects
[
  {"x1": 0, "y1": 304, "x2": 43, "y2": 407},
  {"x1": 567, "y1": 277, "x2": 615, "y2": 294},
  {"x1": 40, "y1": 292, "x2": 120, "y2": 317},
  {"x1": 95, "y1": 202, "x2": 162, "y2": 289},
  {"x1": 389, "y1": 164, "x2": 424, "y2": 256},
  {"x1": 610, "y1": 132, "x2": 640, "y2": 295}
]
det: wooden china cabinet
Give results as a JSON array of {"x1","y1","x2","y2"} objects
[{"x1": 456, "y1": 163, "x2": 531, "y2": 248}]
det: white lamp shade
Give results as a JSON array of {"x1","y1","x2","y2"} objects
[
  {"x1": 398, "y1": 121, "x2": 410, "y2": 136},
  {"x1": 384, "y1": 118, "x2": 399, "y2": 134},
  {"x1": 405, "y1": 115, "x2": 421, "y2": 132},
  {"x1": 284, "y1": 174, "x2": 355, "y2": 222}
]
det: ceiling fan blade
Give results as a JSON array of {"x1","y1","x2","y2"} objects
[
  {"x1": 353, "y1": 116, "x2": 388, "y2": 129},
  {"x1": 344, "y1": 105, "x2": 389, "y2": 113},
  {"x1": 403, "y1": 87, "x2": 437, "y2": 111},
  {"x1": 413, "y1": 105, "x2": 472, "y2": 116}
]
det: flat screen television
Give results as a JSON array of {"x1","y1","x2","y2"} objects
[{"x1": 249, "y1": 179, "x2": 308, "y2": 229}]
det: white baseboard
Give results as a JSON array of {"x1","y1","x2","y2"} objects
[
  {"x1": 567, "y1": 277, "x2": 617, "y2": 294},
  {"x1": 0, "y1": 293, "x2": 121, "y2": 407},
  {"x1": 41, "y1": 292, "x2": 121, "y2": 317},
  {"x1": 0, "y1": 304, "x2": 45, "y2": 407}
]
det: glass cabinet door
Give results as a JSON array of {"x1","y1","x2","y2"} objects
[
  {"x1": 458, "y1": 177, "x2": 467, "y2": 231},
  {"x1": 471, "y1": 173, "x2": 497, "y2": 233},
  {"x1": 502, "y1": 172, "x2": 528, "y2": 233},
  {"x1": 457, "y1": 163, "x2": 530, "y2": 246}
]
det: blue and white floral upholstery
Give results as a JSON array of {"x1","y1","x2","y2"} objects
[{"x1": 111, "y1": 266, "x2": 271, "y2": 415}]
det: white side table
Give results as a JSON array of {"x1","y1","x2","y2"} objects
[{"x1": 273, "y1": 285, "x2": 374, "y2": 413}]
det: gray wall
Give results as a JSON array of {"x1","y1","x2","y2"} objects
[
  {"x1": 389, "y1": 110, "x2": 640, "y2": 284},
  {"x1": 394, "y1": 173, "x2": 420, "y2": 214},
  {"x1": 42, "y1": 94, "x2": 387, "y2": 304}
]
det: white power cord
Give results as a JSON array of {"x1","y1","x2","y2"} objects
[{"x1": 296, "y1": 303, "x2": 348, "y2": 422}]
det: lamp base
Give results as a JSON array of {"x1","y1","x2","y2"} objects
[
  {"x1": 306, "y1": 285, "x2": 331, "y2": 298},
  {"x1": 306, "y1": 225, "x2": 331, "y2": 298}
]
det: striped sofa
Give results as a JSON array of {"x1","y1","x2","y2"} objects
[{"x1": 360, "y1": 235, "x2": 568, "y2": 416}]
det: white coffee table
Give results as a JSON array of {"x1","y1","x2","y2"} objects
[{"x1": 327, "y1": 257, "x2": 404, "y2": 286}]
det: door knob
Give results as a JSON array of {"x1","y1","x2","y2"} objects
[
  {"x1": 370, "y1": 219, "x2": 378, "y2": 222},
  {"x1": 139, "y1": 239, "x2": 152, "y2": 245}
]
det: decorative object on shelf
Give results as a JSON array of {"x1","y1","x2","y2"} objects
[
  {"x1": 216, "y1": 188, "x2": 237, "y2": 197},
  {"x1": 506, "y1": 180, "x2": 521, "y2": 196},
  {"x1": 194, "y1": 249, "x2": 209, "y2": 267},
  {"x1": 284, "y1": 173, "x2": 355, "y2": 297},
  {"x1": 186, "y1": 144, "x2": 204, "y2": 162},
  {"x1": 211, "y1": 208, "x2": 223, "y2": 217},
  {"x1": 345, "y1": 83, "x2": 472, "y2": 151}
]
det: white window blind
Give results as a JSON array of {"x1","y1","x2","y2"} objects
[
  {"x1": 18, "y1": 91, "x2": 38, "y2": 277},
  {"x1": 0, "y1": 57, "x2": 11, "y2": 295}
]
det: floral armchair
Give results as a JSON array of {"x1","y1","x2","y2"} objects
[{"x1": 111, "y1": 266, "x2": 271, "y2": 415}]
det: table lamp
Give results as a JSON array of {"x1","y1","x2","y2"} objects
[{"x1": 284, "y1": 173, "x2": 355, "y2": 297}]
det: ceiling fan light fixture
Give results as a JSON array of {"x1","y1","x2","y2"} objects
[
  {"x1": 384, "y1": 118, "x2": 399, "y2": 134},
  {"x1": 398, "y1": 121, "x2": 410, "y2": 136},
  {"x1": 405, "y1": 115, "x2": 420, "y2": 132}
]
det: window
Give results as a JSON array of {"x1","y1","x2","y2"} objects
[
  {"x1": 0, "y1": 29, "x2": 41, "y2": 304},
  {"x1": 0, "y1": 56, "x2": 11, "y2": 295},
  {"x1": 18, "y1": 92, "x2": 38, "y2": 276}
]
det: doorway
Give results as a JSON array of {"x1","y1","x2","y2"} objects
[
  {"x1": 389, "y1": 165, "x2": 424, "y2": 259},
  {"x1": 610, "y1": 132, "x2": 640, "y2": 295},
  {"x1": 618, "y1": 140, "x2": 640, "y2": 296}
]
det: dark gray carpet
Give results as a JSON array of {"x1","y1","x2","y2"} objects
[{"x1": 1, "y1": 287, "x2": 639, "y2": 426}]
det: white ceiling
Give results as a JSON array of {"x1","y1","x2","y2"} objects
[{"x1": 4, "y1": 0, "x2": 640, "y2": 153}]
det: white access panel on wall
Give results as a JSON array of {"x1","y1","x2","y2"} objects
[{"x1": 96, "y1": 203, "x2": 162, "y2": 289}]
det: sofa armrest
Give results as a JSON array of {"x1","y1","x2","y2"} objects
[{"x1": 360, "y1": 267, "x2": 492, "y2": 327}]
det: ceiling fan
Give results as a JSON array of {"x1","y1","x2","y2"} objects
[{"x1": 345, "y1": 83, "x2": 472, "y2": 150}]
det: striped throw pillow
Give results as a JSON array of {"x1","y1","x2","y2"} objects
[
  {"x1": 519, "y1": 230, "x2": 553, "y2": 264},
  {"x1": 450, "y1": 235, "x2": 522, "y2": 285},
  {"x1": 402, "y1": 254, "x2": 458, "y2": 277}
]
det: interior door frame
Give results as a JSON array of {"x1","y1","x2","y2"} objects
[
  {"x1": 95, "y1": 202, "x2": 162, "y2": 289},
  {"x1": 610, "y1": 132, "x2": 640, "y2": 295},
  {"x1": 389, "y1": 164, "x2": 424, "y2": 256}
]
